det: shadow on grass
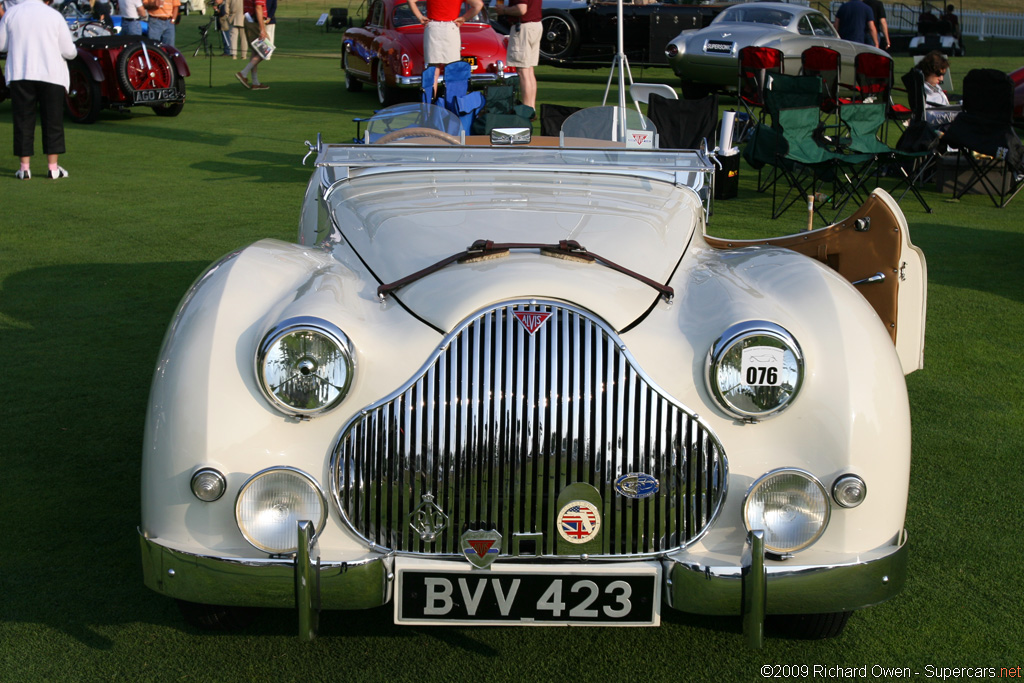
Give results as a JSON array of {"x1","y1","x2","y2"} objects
[
  {"x1": 190, "y1": 150, "x2": 315, "y2": 183},
  {"x1": 0, "y1": 261, "x2": 212, "y2": 648},
  {"x1": 71, "y1": 116, "x2": 237, "y2": 146}
]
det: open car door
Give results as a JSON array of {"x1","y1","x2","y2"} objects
[{"x1": 705, "y1": 188, "x2": 927, "y2": 374}]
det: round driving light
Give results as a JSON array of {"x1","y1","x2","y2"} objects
[
  {"x1": 744, "y1": 468, "x2": 830, "y2": 554},
  {"x1": 190, "y1": 468, "x2": 226, "y2": 502},
  {"x1": 832, "y1": 474, "x2": 867, "y2": 508},
  {"x1": 706, "y1": 321, "x2": 804, "y2": 420},
  {"x1": 257, "y1": 317, "x2": 354, "y2": 417},
  {"x1": 235, "y1": 467, "x2": 326, "y2": 554}
]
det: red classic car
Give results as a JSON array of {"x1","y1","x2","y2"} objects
[
  {"x1": 66, "y1": 35, "x2": 189, "y2": 124},
  {"x1": 342, "y1": 0, "x2": 514, "y2": 106}
]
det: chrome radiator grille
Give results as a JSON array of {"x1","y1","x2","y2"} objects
[{"x1": 331, "y1": 300, "x2": 727, "y2": 558}]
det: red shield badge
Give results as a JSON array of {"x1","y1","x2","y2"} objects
[
  {"x1": 461, "y1": 529, "x2": 502, "y2": 568},
  {"x1": 513, "y1": 311, "x2": 552, "y2": 335}
]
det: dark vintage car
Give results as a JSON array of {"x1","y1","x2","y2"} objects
[
  {"x1": 66, "y1": 35, "x2": 189, "y2": 124},
  {"x1": 534, "y1": 0, "x2": 729, "y2": 66},
  {"x1": 343, "y1": 0, "x2": 515, "y2": 106}
]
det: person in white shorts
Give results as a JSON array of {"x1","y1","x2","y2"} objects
[
  {"x1": 494, "y1": 0, "x2": 542, "y2": 111},
  {"x1": 407, "y1": 0, "x2": 483, "y2": 100}
]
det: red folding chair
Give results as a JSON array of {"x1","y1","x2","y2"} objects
[
  {"x1": 801, "y1": 46, "x2": 841, "y2": 114},
  {"x1": 739, "y1": 46, "x2": 784, "y2": 123},
  {"x1": 852, "y1": 52, "x2": 911, "y2": 137}
]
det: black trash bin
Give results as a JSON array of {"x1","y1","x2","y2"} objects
[{"x1": 714, "y1": 152, "x2": 740, "y2": 200}]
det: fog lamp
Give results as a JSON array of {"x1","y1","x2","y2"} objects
[
  {"x1": 744, "y1": 468, "x2": 830, "y2": 554},
  {"x1": 235, "y1": 467, "x2": 326, "y2": 554}
]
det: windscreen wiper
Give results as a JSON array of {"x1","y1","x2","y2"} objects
[{"x1": 376, "y1": 239, "x2": 674, "y2": 302}]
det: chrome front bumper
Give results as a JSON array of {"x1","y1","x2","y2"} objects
[
  {"x1": 395, "y1": 72, "x2": 516, "y2": 88},
  {"x1": 666, "y1": 530, "x2": 909, "y2": 647},
  {"x1": 140, "y1": 527, "x2": 907, "y2": 645}
]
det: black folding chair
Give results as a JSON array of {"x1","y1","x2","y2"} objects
[
  {"x1": 646, "y1": 93, "x2": 719, "y2": 150},
  {"x1": 944, "y1": 69, "x2": 1024, "y2": 208}
]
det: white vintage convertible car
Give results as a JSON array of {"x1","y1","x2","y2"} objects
[{"x1": 140, "y1": 106, "x2": 926, "y2": 645}]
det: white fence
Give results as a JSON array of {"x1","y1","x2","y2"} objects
[{"x1": 960, "y1": 10, "x2": 1024, "y2": 41}]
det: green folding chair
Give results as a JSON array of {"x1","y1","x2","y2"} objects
[
  {"x1": 745, "y1": 105, "x2": 869, "y2": 221},
  {"x1": 839, "y1": 102, "x2": 934, "y2": 213}
]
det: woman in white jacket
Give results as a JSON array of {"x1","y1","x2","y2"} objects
[{"x1": 0, "y1": 0, "x2": 77, "y2": 179}]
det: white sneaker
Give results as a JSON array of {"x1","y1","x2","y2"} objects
[
  {"x1": 15, "y1": 169, "x2": 31, "y2": 180},
  {"x1": 48, "y1": 166, "x2": 69, "y2": 180}
]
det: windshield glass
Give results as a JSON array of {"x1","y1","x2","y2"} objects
[
  {"x1": 393, "y1": 1, "x2": 488, "y2": 27},
  {"x1": 715, "y1": 6, "x2": 794, "y2": 27}
]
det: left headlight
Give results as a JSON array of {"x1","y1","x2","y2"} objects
[
  {"x1": 705, "y1": 321, "x2": 803, "y2": 421},
  {"x1": 743, "y1": 468, "x2": 830, "y2": 554},
  {"x1": 256, "y1": 317, "x2": 354, "y2": 417},
  {"x1": 235, "y1": 467, "x2": 327, "y2": 554}
]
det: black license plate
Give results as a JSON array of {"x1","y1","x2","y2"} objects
[
  {"x1": 396, "y1": 567, "x2": 659, "y2": 625},
  {"x1": 132, "y1": 88, "x2": 178, "y2": 104},
  {"x1": 461, "y1": 56, "x2": 477, "y2": 68},
  {"x1": 704, "y1": 41, "x2": 733, "y2": 54}
]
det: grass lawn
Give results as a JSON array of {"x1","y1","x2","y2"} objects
[{"x1": 1, "y1": 14, "x2": 1023, "y2": 682}]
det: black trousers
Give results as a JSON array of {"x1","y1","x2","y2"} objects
[{"x1": 10, "y1": 80, "x2": 66, "y2": 158}]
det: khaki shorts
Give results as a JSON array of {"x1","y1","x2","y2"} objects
[
  {"x1": 423, "y1": 21, "x2": 461, "y2": 65},
  {"x1": 506, "y1": 21, "x2": 542, "y2": 68}
]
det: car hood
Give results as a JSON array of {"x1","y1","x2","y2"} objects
[{"x1": 327, "y1": 169, "x2": 701, "y2": 331}]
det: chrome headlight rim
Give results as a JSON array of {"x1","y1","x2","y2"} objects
[
  {"x1": 256, "y1": 316, "x2": 355, "y2": 418},
  {"x1": 234, "y1": 466, "x2": 328, "y2": 554},
  {"x1": 705, "y1": 320, "x2": 804, "y2": 421},
  {"x1": 742, "y1": 467, "x2": 831, "y2": 555}
]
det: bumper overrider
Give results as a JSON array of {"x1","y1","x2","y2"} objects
[{"x1": 139, "y1": 525, "x2": 907, "y2": 646}]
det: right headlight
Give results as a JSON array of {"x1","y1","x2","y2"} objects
[
  {"x1": 744, "y1": 468, "x2": 830, "y2": 554},
  {"x1": 256, "y1": 317, "x2": 354, "y2": 417},
  {"x1": 705, "y1": 321, "x2": 803, "y2": 421}
]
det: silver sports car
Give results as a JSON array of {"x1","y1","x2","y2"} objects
[{"x1": 665, "y1": 2, "x2": 888, "y2": 97}]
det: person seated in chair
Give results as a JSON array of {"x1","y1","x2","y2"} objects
[{"x1": 919, "y1": 50, "x2": 959, "y2": 127}]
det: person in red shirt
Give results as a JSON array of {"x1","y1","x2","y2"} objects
[
  {"x1": 407, "y1": 0, "x2": 483, "y2": 100},
  {"x1": 235, "y1": 0, "x2": 270, "y2": 90},
  {"x1": 494, "y1": 0, "x2": 541, "y2": 111}
]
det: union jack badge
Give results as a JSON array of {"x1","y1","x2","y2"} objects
[
  {"x1": 556, "y1": 500, "x2": 601, "y2": 544},
  {"x1": 461, "y1": 529, "x2": 502, "y2": 568},
  {"x1": 513, "y1": 310, "x2": 552, "y2": 335}
]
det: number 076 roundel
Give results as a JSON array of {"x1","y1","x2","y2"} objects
[{"x1": 557, "y1": 500, "x2": 601, "y2": 544}]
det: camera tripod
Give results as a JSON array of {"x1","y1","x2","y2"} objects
[{"x1": 194, "y1": 17, "x2": 216, "y2": 87}]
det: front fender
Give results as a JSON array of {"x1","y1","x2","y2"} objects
[
  {"x1": 157, "y1": 42, "x2": 191, "y2": 78},
  {"x1": 74, "y1": 47, "x2": 105, "y2": 82}
]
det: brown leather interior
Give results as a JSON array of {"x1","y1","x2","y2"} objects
[{"x1": 705, "y1": 194, "x2": 902, "y2": 343}]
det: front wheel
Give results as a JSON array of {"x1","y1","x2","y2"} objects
[
  {"x1": 539, "y1": 11, "x2": 580, "y2": 62},
  {"x1": 65, "y1": 61, "x2": 102, "y2": 124},
  {"x1": 343, "y1": 51, "x2": 363, "y2": 92},
  {"x1": 768, "y1": 611, "x2": 853, "y2": 639}
]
